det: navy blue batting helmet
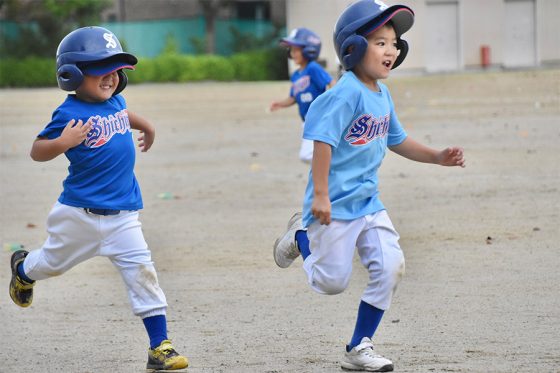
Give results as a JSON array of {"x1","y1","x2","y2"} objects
[
  {"x1": 281, "y1": 28, "x2": 322, "y2": 61},
  {"x1": 334, "y1": 0, "x2": 414, "y2": 70},
  {"x1": 56, "y1": 26, "x2": 137, "y2": 95}
]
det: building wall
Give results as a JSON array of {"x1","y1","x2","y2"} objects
[
  {"x1": 286, "y1": 0, "x2": 560, "y2": 75},
  {"x1": 285, "y1": 0, "x2": 352, "y2": 73},
  {"x1": 537, "y1": 0, "x2": 560, "y2": 65},
  {"x1": 102, "y1": 0, "x2": 286, "y2": 24}
]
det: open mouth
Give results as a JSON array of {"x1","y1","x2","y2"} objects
[{"x1": 383, "y1": 60, "x2": 392, "y2": 68}]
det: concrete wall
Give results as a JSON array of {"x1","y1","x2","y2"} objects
[
  {"x1": 537, "y1": 0, "x2": 560, "y2": 65},
  {"x1": 286, "y1": 0, "x2": 560, "y2": 75},
  {"x1": 284, "y1": 0, "x2": 352, "y2": 73}
]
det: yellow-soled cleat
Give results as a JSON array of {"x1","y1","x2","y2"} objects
[
  {"x1": 9, "y1": 250, "x2": 35, "y2": 308},
  {"x1": 146, "y1": 339, "x2": 188, "y2": 371}
]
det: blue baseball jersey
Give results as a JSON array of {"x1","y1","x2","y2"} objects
[
  {"x1": 38, "y1": 94, "x2": 142, "y2": 210},
  {"x1": 290, "y1": 61, "x2": 333, "y2": 120},
  {"x1": 302, "y1": 71, "x2": 407, "y2": 227}
]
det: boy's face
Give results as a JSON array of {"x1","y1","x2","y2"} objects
[
  {"x1": 75, "y1": 71, "x2": 119, "y2": 102},
  {"x1": 289, "y1": 46, "x2": 306, "y2": 66},
  {"x1": 355, "y1": 24, "x2": 398, "y2": 84}
]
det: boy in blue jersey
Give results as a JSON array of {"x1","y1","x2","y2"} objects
[
  {"x1": 269, "y1": 27, "x2": 334, "y2": 163},
  {"x1": 8, "y1": 27, "x2": 188, "y2": 371},
  {"x1": 273, "y1": 1, "x2": 465, "y2": 371}
]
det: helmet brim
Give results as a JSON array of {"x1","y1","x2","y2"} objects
[
  {"x1": 81, "y1": 60, "x2": 135, "y2": 76},
  {"x1": 280, "y1": 37, "x2": 306, "y2": 47},
  {"x1": 360, "y1": 6, "x2": 414, "y2": 38}
]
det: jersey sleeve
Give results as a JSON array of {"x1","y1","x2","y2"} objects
[
  {"x1": 38, "y1": 107, "x2": 72, "y2": 140},
  {"x1": 385, "y1": 87, "x2": 407, "y2": 146},
  {"x1": 303, "y1": 91, "x2": 354, "y2": 148},
  {"x1": 309, "y1": 63, "x2": 333, "y2": 91}
]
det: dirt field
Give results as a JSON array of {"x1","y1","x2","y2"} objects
[{"x1": 1, "y1": 69, "x2": 559, "y2": 373}]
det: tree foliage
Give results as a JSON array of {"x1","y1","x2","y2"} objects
[{"x1": 0, "y1": 0, "x2": 111, "y2": 58}]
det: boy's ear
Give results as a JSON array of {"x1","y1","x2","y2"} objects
[{"x1": 392, "y1": 38, "x2": 408, "y2": 69}]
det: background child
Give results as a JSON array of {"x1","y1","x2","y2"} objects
[
  {"x1": 8, "y1": 26, "x2": 188, "y2": 371},
  {"x1": 269, "y1": 27, "x2": 334, "y2": 163},
  {"x1": 273, "y1": 1, "x2": 465, "y2": 371}
]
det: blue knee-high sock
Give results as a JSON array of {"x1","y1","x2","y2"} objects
[
  {"x1": 17, "y1": 262, "x2": 34, "y2": 283},
  {"x1": 143, "y1": 315, "x2": 168, "y2": 349},
  {"x1": 348, "y1": 301, "x2": 385, "y2": 351},
  {"x1": 295, "y1": 230, "x2": 310, "y2": 260}
]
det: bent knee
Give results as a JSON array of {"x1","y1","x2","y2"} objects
[
  {"x1": 312, "y1": 276, "x2": 350, "y2": 295},
  {"x1": 389, "y1": 253, "x2": 405, "y2": 291}
]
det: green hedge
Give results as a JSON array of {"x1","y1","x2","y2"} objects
[
  {"x1": 0, "y1": 57, "x2": 57, "y2": 87},
  {"x1": 0, "y1": 48, "x2": 288, "y2": 88}
]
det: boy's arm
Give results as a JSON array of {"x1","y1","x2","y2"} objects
[
  {"x1": 30, "y1": 119, "x2": 92, "y2": 162},
  {"x1": 128, "y1": 111, "x2": 155, "y2": 152},
  {"x1": 311, "y1": 141, "x2": 332, "y2": 225},
  {"x1": 269, "y1": 96, "x2": 296, "y2": 112},
  {"x1": 389, "y1": 137, "x2": 465, "y2": 167}
]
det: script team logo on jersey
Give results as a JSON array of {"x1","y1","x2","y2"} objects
[
  {"x1": 292, "y1": 75, "x2": 310, "y2": 96},
  {"x1": 84, "y1": 109, "x2": 131, "y2": 148},
  {"x1": 344, "y1": 114, "x2": 390, "y2": 146}
]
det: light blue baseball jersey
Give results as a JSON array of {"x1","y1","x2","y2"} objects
[
  {"x1": 38, "y1": 94, "x2": 142, "y2": 210},
  {"x1": 302, "y1": 71, "x2": 407, "y2": 227},
  {"x1": 290, "y1": 61, "x2": 333, "y2": 121}
]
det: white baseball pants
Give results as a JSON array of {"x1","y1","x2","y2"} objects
[
  {"x1": 303, "y1": 210, "x2": 405, "y2": 310},
  {"x1": 299, "y1": 122, "x2": 314, "y2": 163},
  {"x1": 23, "y1": 202, "x2": 167, "y2": 318}
]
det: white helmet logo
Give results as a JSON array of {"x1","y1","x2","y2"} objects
[
  {"x1": 374, "y1": 0, "x2": 389, "y2": 10},
  {"x1": 103, "y1": 33, "x2": 117, "y2": 48}
]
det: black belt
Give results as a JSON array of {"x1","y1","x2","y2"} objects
[{"x1": 84, "y1": 208, "x2": 121, "y2": 216}]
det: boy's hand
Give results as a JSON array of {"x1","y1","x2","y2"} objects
[
  {"x1": 60, "y1": 119, "x2": 92, "y2": 149},
  {"x1": 312, "y1": 194, "x2": 331, "y2": 225},
  {"x1": 137, "y1": 124, "x2": 155, "y2": 152},
  {"x1": 437, "y1": 147, "x2": 465, "y2": 167},
  {"x1": 269, "y1": 101, "x2": 282, "y2": 112}
]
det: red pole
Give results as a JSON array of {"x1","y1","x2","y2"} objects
[{"x1": 481, "y1": 45, "x2": 491, "y2": 68}]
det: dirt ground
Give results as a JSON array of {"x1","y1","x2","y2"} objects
[{"x1": 1, "y1": 68, "x2": 559, "y2": 373}]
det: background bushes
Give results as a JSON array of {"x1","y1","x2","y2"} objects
[
  {"x1": 0, "y1": 58, "x2": 57, "y2": 87},
  {"x1": 0, "y1": 48, "x2": 288, "y2": 88}
]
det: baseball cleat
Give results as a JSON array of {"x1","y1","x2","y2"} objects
[
  {"x1": 273, "y1": 212, "x2": 303, "y2": 268},
  {"x1": 146, "y1": 340, "x2": 188, "y2": 371},
  {"x1": 9, "y1": 250, "x2": 35, "y2": 308},
  {"x1": 341, "y1": 337, "x2": 393, "y2": 372}
]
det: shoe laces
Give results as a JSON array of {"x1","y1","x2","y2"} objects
[
  {"x1": 288, "y1": 240, "x2": 301, "y2": 259},
  {"x1": 154, "y1": 340, "x2": 178, "y2": 357}
]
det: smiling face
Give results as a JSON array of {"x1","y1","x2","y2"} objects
[
  {"x1": 75, "y1": 71, "x2": 119, "y2": 102},
  {"x1": 353, "y1": 24, "x2": 398, "y2": 90}
]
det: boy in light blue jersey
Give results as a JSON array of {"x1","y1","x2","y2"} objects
[
  {"x1": 270, "y1": 27, "x2": 334, "y2": 163},
  {"x1": 8, "y1": 26, "x2": 188, "y2": 371},
  {"x1": 273, "y1": 1, "x2": 465, "y2": 371}
]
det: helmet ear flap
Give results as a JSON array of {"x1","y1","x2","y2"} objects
[
  {"x1": 340, "y1": 34, "x2": 368, "y2": 70},
  {"x1": 113, "y1": 69, "x2": 128, "y2": 96},
  {"x1": 392, "y1": 38, "x2": 409, "y2": 69},
  {"x1": 57, "y1": 64, "x2": 84, "y2": 91}
]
